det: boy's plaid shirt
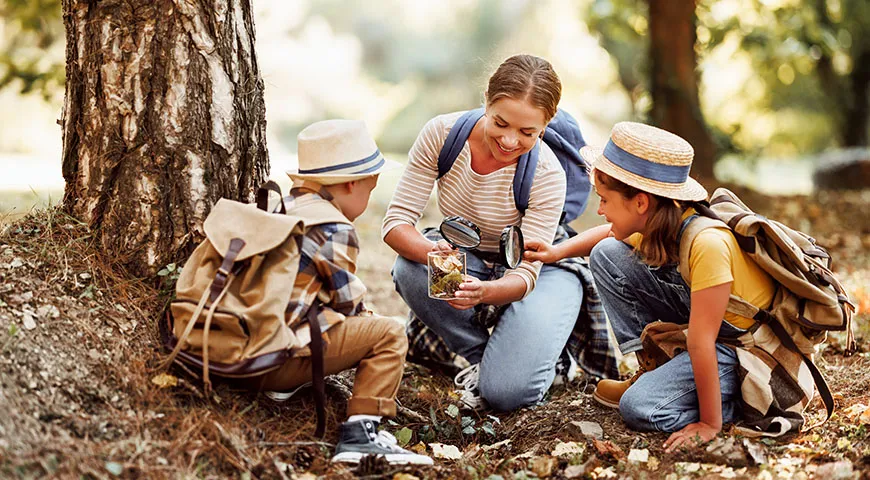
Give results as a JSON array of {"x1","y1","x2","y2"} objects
[{"x1": 284, "y1": 182, "x2": 368, "y2": 353}]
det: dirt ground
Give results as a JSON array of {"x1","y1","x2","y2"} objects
[{"x1": 0, "y1": 185, "x2": 869, "y2": 479}]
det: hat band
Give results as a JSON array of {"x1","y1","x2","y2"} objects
[
  {"x1": 603, "y1": 140, "x2": 690, "y2": 184},
  {"x1": 299, "y1": 149, "x2": 383, "y2": 175}
]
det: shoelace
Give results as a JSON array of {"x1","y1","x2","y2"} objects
[{"x1": 454, "y1": 363, "x2": 480, "y2": 391}]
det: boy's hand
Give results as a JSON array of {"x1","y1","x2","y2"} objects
[
  {"x1": 523, "y1": 239, "x2": 559, "y2": 263},
  {"x1": 663, "y1": 422, "x2": 720, "y2": 452},
  {"x1": 447, "y1": 276, "x2": 486, "y2": 310}
]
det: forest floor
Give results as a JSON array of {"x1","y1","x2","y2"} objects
[{"x1": 0, "y1": 184, "x2": 869, "y2": 480}]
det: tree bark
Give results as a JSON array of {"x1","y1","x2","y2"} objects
[
  {"x1": 648, "y1": 0, "x2": 717, "y2": 180},
  {"x1": 61, "y1": 0, "x2": 269, "y2": 276}
]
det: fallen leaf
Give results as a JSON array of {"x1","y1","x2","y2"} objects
[
  {"x1": 429, "y1": 443, "x2": 462, "y2": 460},
  {"x1": 10, "y1": 258, "x2": 24, "y2": 269},
  {"x1": 393, "y1": 427, "x2": 413, "y2": 447},
  {"x1": 105, "y1": 461, "x2": 123, "y2": 476},
  {"x1": 592, "y1": 439, "x2": 625, "y2": 460},
  {"x1": 529, "y1": 456, "x2": 557, "y2": 478},
  {"x1": 564, "y1": 465, "x2": 585, "y2": 479},
  {"x1": 627, "y1": 448, "x2": 649, "y2": 463},
  {"x1": 410, "y1": 442, "x2": 427, "y2": 454},
  {"x1": 551, "y1": 441, "x2": 584, "y2": 458},
  {"x1": 151, "y1": 373, "x2": 178, "y2": 389},
  {"x1": 482, "y1": 439, "x2": 511, "y2": 452},
  {"x1": 743, "y1": 438, "x2": 767, "y2": 466},
  {"x1": 22, "y1": 311, "x2": 36, "y2": 330},
  {"x1": 393, "y1": 474, "x2": 420, "y2": 480},
  {"x1": 569, "y1": 420, "x2": 603, "y2": 440}
]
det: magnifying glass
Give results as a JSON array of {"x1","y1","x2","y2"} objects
[{"x1": 439, "y1": 216, "x2": 525, "y2": 269}]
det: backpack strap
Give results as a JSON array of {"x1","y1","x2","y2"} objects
[
  {"x1": 306, "y1": 305, "x2": 327, "y2": 438},
  {"x1": 257, "y1": 180, "x2": 286, "y2": 214},
  {"x1": 436, "y1": 108, "x2": 540, "y2": 215}
]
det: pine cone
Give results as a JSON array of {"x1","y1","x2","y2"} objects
[
  {"x1": 355, "y1": 454, "x2": 389, "y2": 476},
  {"x1": 293, "y1": 445, "x2": 316, "y2": 470}
]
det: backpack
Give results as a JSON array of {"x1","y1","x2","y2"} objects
[
  {"x1": 160, "y1": 181, "x2": 349, "y2": 436},
  {"x1": 679, "y1": 187, "x2": 857, "y2": 424},
  {"x1": 437, "y1": 107, "x2": 591, "y2": 227}
]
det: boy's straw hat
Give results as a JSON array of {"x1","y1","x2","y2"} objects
[
  {"x1": 288, "y1": 119, "x2": 401, "y2": 185},
  {"x1": 580, "y1": 122, "x2": 708, "y2": 202}
]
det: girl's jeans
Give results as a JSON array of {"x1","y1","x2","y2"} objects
[
  {"x1": 589, "y1": 237, "x2": 743, "y2": 432},
  {"x1": 391, "y1": 233, "x2": 581, "y2": 411}
]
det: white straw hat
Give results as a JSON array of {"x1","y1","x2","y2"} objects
[
  {"x1": 288, "y1": 119, "x2": 401, "y2": 185},
  {"x1": 583, "y1": 122, "x2": 708, "y2": 202}
]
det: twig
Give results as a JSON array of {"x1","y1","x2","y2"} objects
[
  {"x1": 325, "y1": 376, "x2": 428, "y2": 423},
  {"x1": 212, "y1": 420, "x2": 254, "y2": 469},
  {"x1": 257, "y1": 441, "x2": 334, "y2": 448},
  {"x1": 272, "y1": 457, "x2": 292, "y2": 480}
]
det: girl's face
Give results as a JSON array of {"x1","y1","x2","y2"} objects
[
  {"x1": 483, "y1": 97, "x2": 547, "y2": 164},
  {"x1": 595, "y1": 183, "x2": 649, "y2": 240}
]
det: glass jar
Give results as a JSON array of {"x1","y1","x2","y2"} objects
[{"x1": 427, "y1": 251, "x2": 466, "y2": 300}]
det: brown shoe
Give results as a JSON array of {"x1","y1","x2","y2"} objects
[{"x1": 592, "y1": 351, "x2": 658, "y2": 408}]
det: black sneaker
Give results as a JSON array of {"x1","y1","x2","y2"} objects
[
  {"x1": 331, "y1": 419, "x2": 433, "y2": 465},
  {"x1": 552, "y1": 348, "x2": 578, "y2": 387}
]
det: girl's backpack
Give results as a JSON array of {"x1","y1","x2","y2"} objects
[
  {"x1": 679, "y1": 188, "x2": 857, "y2": 429},
  {"x1": 437, "y1": 108, "x2": 592, "y2": 228},
  {"x1": 160, "y1": 182, "x2": 348, "y2": 436}
]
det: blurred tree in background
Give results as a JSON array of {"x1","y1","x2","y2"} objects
[
  {"x1": 0, "y1": 0, "x2": 63, "y2": 99},
  {"x1": 587, "y1": 0, "x2": 870, "y2": 166}
]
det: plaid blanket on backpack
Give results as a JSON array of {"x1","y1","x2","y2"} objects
[
  {"x1": 641, "y1": 321, "x2": 820, "y2": 437},
  {"x1": 406, "y1": 226, "x2": 619, "y2": 381}
]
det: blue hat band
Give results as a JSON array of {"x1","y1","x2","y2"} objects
[
  {"x1": 299, "y1": 149, "x2": 384, "y2": 175},
  {"x1": 603, "y1": 140, "x2": 690, "y2": 184}
]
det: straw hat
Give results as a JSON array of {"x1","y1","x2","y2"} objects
[
  {"x1": 581, "y1": 122, "x2": 708, "y2": 201},
  {"x1": 287, "y1": 119, "x2": 401, "y2": 185}
]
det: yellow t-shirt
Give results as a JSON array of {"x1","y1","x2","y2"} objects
[{"x1": 627, "y1": 209, "x2": 775, "y2": 329}]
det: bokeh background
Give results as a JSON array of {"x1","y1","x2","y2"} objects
[{"x1": 4, "y1": 0, "x2": 869, "y2": 222}]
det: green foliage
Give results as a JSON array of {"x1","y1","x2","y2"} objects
[
  {"x1": 586, "y1": 0, "x2": 870, "y2": 158},
  {"x1": 0, "y1": 0, "x2": 64, "y2": 99}
]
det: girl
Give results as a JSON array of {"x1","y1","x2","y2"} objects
[
  {"x1": 382, "y1": 55, "x2": 613, "y2": 411},
  {"x1": 525, "y1": 122, "x2": 775, "y2": 451}
]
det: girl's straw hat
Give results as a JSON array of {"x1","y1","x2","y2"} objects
[
  {"x1": 580, "y1": 122, "x2": 708, "y2": 201},
  {"x1": 288, "y1": 119, "x2": 401, "y2": 185}
]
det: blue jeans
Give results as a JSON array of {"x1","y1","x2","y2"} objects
[
  {"x1": 392, "y1": 238, "x2": 581, "y2": 411},
  {"x1": 589, "y1": 238, "x2": 742, "y2": 432}
]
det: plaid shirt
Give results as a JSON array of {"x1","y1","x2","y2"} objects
[
  {"x1": 407, "y1": 225, "x2": 620, "y2": 380},
  {"x1": 285, "y1": 182, "x2": 368, "y2": 353}
]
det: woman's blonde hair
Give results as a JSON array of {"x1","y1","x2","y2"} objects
[{"x1": 594, "y1": 169, "x2": 685, "y2": 266}]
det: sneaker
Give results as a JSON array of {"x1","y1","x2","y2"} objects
[
  {"x1": 592, "y1": 350, "x2": 658, "y2": 408},
  {"x1": 331, "y1": 419, "x2": 433, "y2": 465},
  {"x1": 264, "y1": 381, "x2": 312, "y2": 402},
  {"x1": 552, "y1": 348, "x2": 578, "y2": 387},
  {"x1": 454, "y1": 363, "x2": 487, "y2": 410}
]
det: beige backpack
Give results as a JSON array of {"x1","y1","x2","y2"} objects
[
  {"x1": 161, "y1": 182, "x2": 349, "y2": 435},
  {"x1": 679, "y1": 188, "x2": 857, "y2": 423}
]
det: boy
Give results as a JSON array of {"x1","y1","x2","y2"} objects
[{"x1": 264, "y1": 119, "x2": 432, "y2": 465}]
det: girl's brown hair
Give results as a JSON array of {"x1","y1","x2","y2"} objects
[
  {"x1": 594, "y1": 169, "x2": 685, "y2": 266},
  {"x1": 485, "y1": 54, "x2": 561, "y2": 123}
]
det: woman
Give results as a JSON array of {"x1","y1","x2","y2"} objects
[{"x1": 382, "y1": 55, "x2": 614, "y2": 411}]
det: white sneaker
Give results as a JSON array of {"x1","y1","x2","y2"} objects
[
  {"x1": 264, "y1": 381, "x2": 312, "y2": 402},
  {"x1": 454, "y1": 363, "x2": 487, "y2": 410},
  {"x1": 552, "y1": 349, "x2": 578, "y2": 387}
]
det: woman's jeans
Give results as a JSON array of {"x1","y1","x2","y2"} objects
[
  {"x1": 589, "y1": 237, "x2": 743, "y2": 432},
  {"x1": 391, "y1": 235, "x2": 581, "y2": 411}
]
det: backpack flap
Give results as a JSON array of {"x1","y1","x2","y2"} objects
[{"x1": 204, "y1": 198, "x2": 306, "y2": 261}]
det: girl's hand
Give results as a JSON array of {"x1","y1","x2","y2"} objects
[
  {"x1": 663, "y1": 422, "x2": 720, "y2": 452},
  {"x1": 524, "y1": 239, "x2": 559, "y2": 263},
  {"x1": 447, "y1": 276, "x2": 486, "y2": 310},
  {"x1": 430, "y1": 240, "x2": 455, "y2": 253}
]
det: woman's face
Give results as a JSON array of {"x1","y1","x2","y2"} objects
[
  {"x1": 595, "y1": 182, "x2": 648, "y2": 240},
  {"x1": 483, "y1": 97, "x2": 548, "y2": 164}
]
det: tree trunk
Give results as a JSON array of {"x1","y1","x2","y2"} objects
[
  {"x1": 842, "y1": 50, "x2": 870, "y2": 147},
  {"x1": 648, "y1": 0, "x2": 717, "y2": 180},
  {"x1": 60, "y1": 0, "x2": 269, "y2": 276}
]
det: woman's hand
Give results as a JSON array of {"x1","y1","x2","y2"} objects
[
  {"x1": 430, "y1": 239, "x2": 455, "y2": 253},
  {"x1": 663, "y1": 422, "x2": 720, "y2": 452},
  {"x1": 447, "y1": 276, "x2": 487, "y2": 310},
  {"x1": 524, "y1": 239, "x2": 560, "y2": 264}
]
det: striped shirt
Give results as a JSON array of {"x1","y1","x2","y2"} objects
[{"x1": 382, "y1": 111, "x2": 567, "y2": 295}]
